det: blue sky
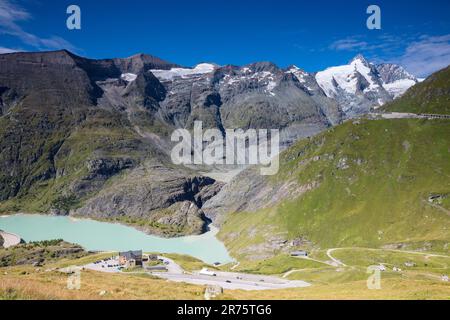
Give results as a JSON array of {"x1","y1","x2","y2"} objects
[{"x1": 1, "y1": 0, "x2": 449, "y2": 76}]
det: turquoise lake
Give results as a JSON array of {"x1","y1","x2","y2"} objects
[{"x1": 0, "y1": 214, "x2": 233, "y2": 264}]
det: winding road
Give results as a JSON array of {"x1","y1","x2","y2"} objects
[
  {"x1": 371, "y1": 112, "x2": 450, "y2": 120},
  {"x1": 326, "y1": 249, "x2": 347, "y2": 267},
  {"x1": 152, "y1": 257, "x2": 311, "y2": 291}
]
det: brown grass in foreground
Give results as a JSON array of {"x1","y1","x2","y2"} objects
[
  {"x1": 225, "y1": 278, "x2": 450, "y2": 300},
  {"x1": 1, "y1": 266, "x2": 449, "y2": 300},
  {"x1": 0, "y1": 267, "x2": 205, "y2": 300}
]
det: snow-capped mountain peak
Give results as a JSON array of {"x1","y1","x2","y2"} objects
[
  {"x1": 285, "y1": 66, "x2": 322, "y2": 94},
  {"x1": 286, "y1": 65, "x2": 309, "y2": 81},
  {"x1": 350, "y1": 54, "x2": 371, "y2": 67},
  {"x1": 315, "y1": 54, "x2": 417, "y2": 115},
  {"x1": 315, "y1": 55, "x2": 378, "y2": 98}
]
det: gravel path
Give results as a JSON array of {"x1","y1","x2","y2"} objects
[{"x1": 326, "y1": 249, "x2": 347, "y2": 267}]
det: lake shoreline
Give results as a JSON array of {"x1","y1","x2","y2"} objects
[
  {"x1": 0, "y1": 213, "x2": 233, "y2": 264},
  {"x1": 0, "y1": 212, "x2": 216, "y2": 239}
]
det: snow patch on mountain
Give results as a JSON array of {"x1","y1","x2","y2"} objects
[
  {"x1": 383, "y1": 79, "x2": 417, "y2": 98},
  {"x1": 286, "y1": 66, "x2": 319, "y2": 93},
  {"x1": 121, "y1": 73, "x2": 137, "y2": 82},
  {"x1": 150, "y1": 63, "x2": 216, "y2": 81},
  {"x1": 221, "y1": 68, "x2": 278, "y2": 96}
]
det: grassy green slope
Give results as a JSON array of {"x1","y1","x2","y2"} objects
[
  {"x1": 382, "y1": 65, "x2": 450, "y2": 114},
  {"x1": 220, "y1": 118, "x2": 450, "y2": 258}
]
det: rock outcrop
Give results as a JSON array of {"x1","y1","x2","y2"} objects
[{"x1": 72, "y1": 163, "x2": 222, "y2": 236}]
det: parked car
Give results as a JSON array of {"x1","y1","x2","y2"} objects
[{"x1": 199, "y1": 268, "x2": 217, "y2": 276}]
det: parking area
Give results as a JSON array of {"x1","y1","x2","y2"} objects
[
  {"x1": 84, "y1": 256, "x2": 123, "y2": 273},
  {"x1": 82, "y1": 254, "x2": 311, "y2": 291}
]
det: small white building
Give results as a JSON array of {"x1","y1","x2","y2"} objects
[
  {"x1": 404, "y1": 261, "x2": 416, "y2": 267},
  {"x1": 290, "y1": 251, "x2": 308, "y2": 257},
  {"x1": 373, "y1": 265, "x2": 386, "y2": 271}
]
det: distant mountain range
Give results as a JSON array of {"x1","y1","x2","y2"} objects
[
  {"x1": 0, "y1": 50, "x2": 418, "y2": 144},
  {"x1": 131, "y1": 52, "x2": 418, "y2": 142},
  {"x1": 147, "y1": 53, "x2": 418, "y2": 119}
]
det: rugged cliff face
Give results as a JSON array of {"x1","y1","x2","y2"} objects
[{"x1": 72, "y1": 163, "x2": 223, "y2": 236}]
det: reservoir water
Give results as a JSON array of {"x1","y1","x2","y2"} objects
[{"x1": 0, "y1": 214, "x2": 233, "y2": 264}]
